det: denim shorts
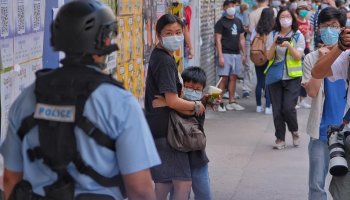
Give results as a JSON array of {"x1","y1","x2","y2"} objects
[{"x1": 217, "y1": 54, "x2": 242, "y2": 76}]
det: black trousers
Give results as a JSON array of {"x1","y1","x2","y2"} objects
[{"x1": 268, "y1": 78, "x2": 301, "y2": 141}]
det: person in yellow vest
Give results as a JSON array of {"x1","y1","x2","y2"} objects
[{"x1": 265, "y1": 7, "x2": 305, "y2": 150}]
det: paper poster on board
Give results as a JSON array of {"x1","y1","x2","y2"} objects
[
  {"x1": 0, "y1": 70, "x2": 14, "y2": 144},
  {"x1": 0, "y1": 0, "x2": 14, "y2": 69},
  {"x1": 14, "y1": 0, "x2": 32, "y2": 64},
  {"x1": 29, "y1": 0, "x2": 45, "y2": 60}
]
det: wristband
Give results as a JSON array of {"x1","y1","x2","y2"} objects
[{"x1": 194, "y1": 101, "x2": 201, "y2": 115}]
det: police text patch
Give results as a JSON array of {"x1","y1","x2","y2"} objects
[{"x1": 34, "y1": 103, "x2": 76, "y2": 122}]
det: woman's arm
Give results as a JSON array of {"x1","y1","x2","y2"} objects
[{"x1": 164, "y1": 92, "x2": 205, "y2": 116}]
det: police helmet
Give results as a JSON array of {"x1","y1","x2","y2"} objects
[{"x1": 51, "y1": 0, "x2": 118, "y2": 56}]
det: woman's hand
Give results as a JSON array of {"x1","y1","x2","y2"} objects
[
  {"x1": 280, "y1": 41, "x2": 292, "y2": 48},
  {"x1": 218, "y1": 55, "x2": 225, "y2": 67},
  {"x1": 152, "y1": 95, "x2": 167, "y2": 108},
  {"x1": 197, "y1": 102, "x2": 206, "y2": 116}
]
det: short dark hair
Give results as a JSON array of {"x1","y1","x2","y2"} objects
[
  {"x1": 274, "y1": 7, "x2": 299, "y2": 32},
  {"x1": 256, "y1": 0, "x2": 267, "y2": 3},
  {"x1": 318, "y1": 7, "x2": 347, "y2": 27},
  {"x1": 223, "y1": 0, "x2": 236, "y2": 7},
  {"x1": 181, "y1": 67, "x2": 207, "y2": 87},
  {"x1": 156, "y1": 14, "x2": 184, "y2": 35}
]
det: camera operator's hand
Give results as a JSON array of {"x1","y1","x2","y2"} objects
[
  {"x1": 280, "y1": 41, "x2": 291, "y2": 48},
  {"x1": 318, "y1": 46, "x2": 331, "y2": 57},
  {"x1": 340, "y1": 28, "x2": 350, "y2": 48}
]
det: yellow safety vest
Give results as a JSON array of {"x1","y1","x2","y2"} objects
[{"x1": 264, "y1": 36, "x2": 303, "y2": 78}]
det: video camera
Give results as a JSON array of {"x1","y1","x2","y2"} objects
[
  {"x1": 327, "y1": 108, "x2": 350, "y2": 176},
  {"x1": 327, "y1": 125, "x2": 350, "y2": 176},
  {"x1": 276, "y1": 36, "x2": 291, "y2": 45}
]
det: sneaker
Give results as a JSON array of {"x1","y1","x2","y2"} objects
[
  {"x1": 226, "y1": 102, "x2": 245, "y2": 111},
  {"x1": 295, "y1": 104, "x2": 301, "y2": 109},
  {"x1": 242, "y1": 91, "x2": 250, "y2": 98},
  {"x1": 256, "y1": 106, "x2": 264, "y2": 113},
  {"x1": 292, "y1": 132, "x2": 300, "y2": 147},
  {"x1": 299, "y1": 100, "x2": 311, "y2": 109},
  {"x1": 265, "y1": 107, "x2": 272, "y2": 115},
  {"x1": 273, "y1": 139, "x2": 286, "y2": 150},
  {"x1": 218, "y1": 103, "x2": 227, "y2": 112}
]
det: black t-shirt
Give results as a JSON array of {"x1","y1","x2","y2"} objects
[
  {"x1": 214, "y1": 16, "x2": 244, "y2": 54},
  {"x1": 145, "y1": 48, "x2": 182, "y2": 138}
]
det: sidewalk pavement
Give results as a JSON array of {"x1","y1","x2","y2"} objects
[{"x1": 202, "y1": 96, "x2": 333, "y2": 200}]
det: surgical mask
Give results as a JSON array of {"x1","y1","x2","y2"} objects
[
  {"x1": 183, "y1": 88, "x2": 203, "y2": 101},
  {"x1": 236, "y1": 6, "x2": 241, "y2": 13},
  {"x1": 280, "y1": 18, "x2": 292, "y2": 28},
  {"x1": 289, "y1": 2, "x2": 297, "y2": 10},
  {"x1": 320, "y1": 27, "x2": 340, "y2": 46},
  {"x1": 162, "y1": 35, "x2": 184, "y2": 52},
  {"x1": 226, "y1": 7, "x2": 236, "y2": 16},
  {"x1": 320, "y1": 3, "x2": 329, "y2": 9},
  {"x1": 311, "y1": 3, "x2": 318, "y2": 11},
  {"x1": 299, "y1": 10, "x2": 308, "y2": 18},
  {"x1": 183, "y1": 0, "x2": 190, "y2": 6},
  {"x1": 271, "y1": 0, "x2": 281, "y2": 7},
  {"x1": 346, "y1": 19, "x2": 350, "y2": 28}
]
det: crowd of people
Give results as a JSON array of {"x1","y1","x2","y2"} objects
[
  {"x1": 2, "y1": 0, "x2": 350, "y2": 200},
  {"x1": 215, "y1": 0, "x2": 350, "y2": 200}
]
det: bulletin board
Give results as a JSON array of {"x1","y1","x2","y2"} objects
[{"x1": 0, "y1": 0, "x2": 46, "y2": 144}]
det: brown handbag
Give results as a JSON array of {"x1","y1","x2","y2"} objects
[{"x1": 167, "y1": 110, "x2": 206, "y2": 152}]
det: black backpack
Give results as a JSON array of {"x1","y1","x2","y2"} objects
[{"x1": 16, "y1": 64, "x2": 126, "y2": 200}]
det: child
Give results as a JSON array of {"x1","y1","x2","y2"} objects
[{"x1": 153, "y1": 67, "x2": 212, "y2": 200}]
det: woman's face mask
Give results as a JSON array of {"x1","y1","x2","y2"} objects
[
  {"x1": 280, "y1": 18, "x2": 292, "y2": 28},
  {"x1": 299, "y1": 10, "x2": 308, "y2": 18},
  {"x1": 320, "y1": 3, "x2": 329, "y2": 9},
  {"x1": 320, "y1": 27, "x2": 341, "y2": 46},
  {"x1": 162, "y1": 35, "x2": 184, "y2": 52}
]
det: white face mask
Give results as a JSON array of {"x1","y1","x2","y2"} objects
[
  {"x1": 226, "y1": 7, "x2": 236, "y2": 16},
  {"x1": 280, "y1": 18, "x2": 292, "y2": 28},
  {"x1": 162, "y1": 35, "x2": 184, "y2": 52}
]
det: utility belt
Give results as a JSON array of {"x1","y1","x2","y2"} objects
[{"x1": 9, "y1": 180, "x2": 115, "y2": 200}]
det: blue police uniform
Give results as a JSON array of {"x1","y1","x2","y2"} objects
[{"x1": 1, "y1": 83, "x2": 161, "y2": 199}]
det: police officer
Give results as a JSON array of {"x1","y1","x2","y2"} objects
[{"x1": 1, "y1": 0, "x2": 160, "y2": 200}]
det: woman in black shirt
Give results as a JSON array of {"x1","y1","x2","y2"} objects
[{"x1": 145, "y1": 14, "x2": 205, "y2": 200}]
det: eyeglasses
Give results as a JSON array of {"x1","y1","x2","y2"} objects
[{"x1": 319, "y1": 24, "x2": 340, "y2": 29}]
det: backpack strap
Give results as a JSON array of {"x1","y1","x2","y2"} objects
[
  {"x1": 18, "y1": 114, "x2": 36, "y2": 141},
  {"x1": 76, "y1": 116, "x2": 116, "y2": 151}
]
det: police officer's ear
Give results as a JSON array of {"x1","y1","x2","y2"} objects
[{"x1": 92, "y1": 54, "x2": 106, "y2": 63}]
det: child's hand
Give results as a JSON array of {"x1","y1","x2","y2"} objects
[
  {"x1": 201, "y1": 94, "x2": 209, "y2": 106},
  {"x1": 152, "y1": 95, "x2": 167, "y2": 108}
]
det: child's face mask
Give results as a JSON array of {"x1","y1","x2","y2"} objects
[{"x1": 183, "y1": 88, "x2": 203, "y2": 101}]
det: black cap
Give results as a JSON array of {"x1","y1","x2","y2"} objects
[{"x1": 223, "y1": 0, "x2": 236, "y2": 6}]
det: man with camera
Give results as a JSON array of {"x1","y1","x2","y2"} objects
[
  {"x1": 303, "y1": 7, "x2": 347, "y2": 200},
  {"x1": 312, "y1": 7, "x2": 350, "y2": 200}
]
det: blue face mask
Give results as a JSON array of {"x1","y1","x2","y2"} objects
[
  {"x1": 183, "y1": 88, "x2": 203, "y2": 101},
  {"x1": 162, "y1": 35, "x2": 184, "y2": 52},
  {"x1": 183, "y1": 0, "x2": 190, "y2": 6},
  {"x1": 320, "y1": 27, "x2": 341, "y2": 46}
]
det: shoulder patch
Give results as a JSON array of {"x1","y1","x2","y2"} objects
[{"x1": 34, "y1": 103, "x2": 76, "y2": 122}]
